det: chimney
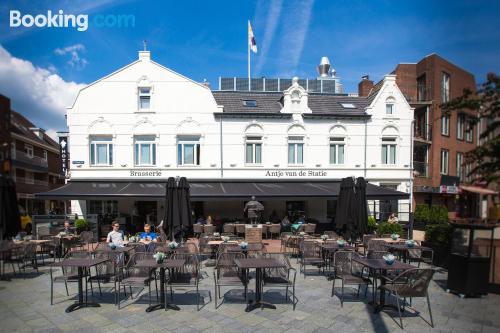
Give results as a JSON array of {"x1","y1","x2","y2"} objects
[
  {"x1": 138, "y1": 50, "x2": 150, "y2": 61},
  {"x1": 358, "y1": 75, "x2": 374, "y2": 97},
  {"x1": 317, "y1": 57, "x2": 331, "y2": 77}
]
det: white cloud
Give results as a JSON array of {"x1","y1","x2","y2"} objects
[
  {"x1": 54, "y1": 44, "x2": 89, "y2": 70},
  {"x1": 0, "y1": 44, "x2": 86, "y2": 131},
  {"x1": 45, "y1": 128, "x2": 59, "y2": 141},
  {"x1": 255, "y1": 0, "x2": 283, "y2": 75}
]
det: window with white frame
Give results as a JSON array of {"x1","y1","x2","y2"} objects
[
  {"x1": 24, "y1": 144, "x2": 33, "y2": 158},
  {"x1": 381, "y1": 137, "x2": 396, "y2": 165},
  {"x1": 329, "y1": 137, "x2": 345, "y2": 164},
  {"x1": 138, "y1": 87, "x2": 151, "y2": 110},
  {"x1": 440, "y1": 149, "x2": 449, "y2": 175},
  {"x1": 465, "y1": 162, "x2": 473, "y2": 183},
  {"x1": 288, "y1": 136, "x2": 304, "y2": 164},
  {"x1": 177, "y1": 136, "x2": 200, "y2": 166},
  {"x1": 134, "y1": 135, "x2": 156, "y2": 166},
  {"x1": 456, "y1": 152, "x2": 463, "y2": 180},
  {"x1": 441, "y1": 115, "x2": 449, "y2": 136},
  {"x1": 457, "y1": 115, "x2": 464, "y2": 140},
  {"x1": 465, "y1": 121, "x2": 473, "y2": 142},
  {"x1": 441, "y1": 72, "x2": 450, "y2": 103},
  {"x1": 386, "y1": 103, "x2": 394, "y2": 115},
  {"x1": 245, "y1": 136, "x2": 262, "y2": 164},
  {"x1": 43, "y1": 150, "x2": 47, "y2": 160},
  {"x1": 90, "y1": 136, "x2": 113, "y2": 166}
]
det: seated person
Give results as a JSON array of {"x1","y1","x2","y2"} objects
[
  {"x1": 60, "y1": 220, "x2": 74, "y2": 236},
  {"x1": 196, "y1": 216, "x2": 206, "y2": 224},
  {"x1": 106, "y1": 221, "x2": 124, "y2": 244},
  {"x1": 139, "y1": 223, "x2": 157, "y2": 242}
]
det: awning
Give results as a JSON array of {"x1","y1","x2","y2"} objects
[
  {"x1": 36, "y1": 180, "x2": 409, "y2": 200},
  {"x1": 460, "y1": 185, "x2": 498, "y2": 195}
]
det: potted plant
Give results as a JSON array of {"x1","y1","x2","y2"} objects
[
  {"x1": 75, "y1": 219, "x2": 89, "y2": 234},
  {"x1": 321, "y1": 234, "x2": 328, "y2": 241},
  {"x1": 168, "y1": 241, "x2": 178, "y2": 250},
  {"x1": 213, "y1": 232, "x2": 220, "y2": 237},
  {"x1": 239, "y1": 241, "x2": 248, "y2": 250},
  {"x1": 367, "y1": 216, "x2": 377, "y2": 233},
  {"x1": 405, "y1": 239, "x2": 416, "y2": 247},
  {"x1": 391, "y1": 233, "x2": 399, "y2": 240},
  {"x1": 383, "y1": 253, "x2": 396, "y2": 265},
  {"x1": 337, "y1": 238, "x2": 346, "y2": 247},
  {"x1": 222, "y1": 236, "x2": 230, "y2": 243},
  {"x1": 153, "y1": 252, "x2": 166, "y2": 264}
]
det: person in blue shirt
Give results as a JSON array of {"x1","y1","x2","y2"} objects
[{"x1": 139, "y1": 224, "x2": 157, "y2": 242}]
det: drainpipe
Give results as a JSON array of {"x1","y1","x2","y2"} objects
[
  {"x1": 363, "y1": 117, "x2": 367, "y2": 178},
  {"x1": 409, "y1": 119, "x2": 415, "y2": 239},
  {"x1": 220, "y1": 114, "x2": 224, "y2": 178}
]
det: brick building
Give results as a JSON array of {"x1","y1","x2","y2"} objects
[
  {"x1": 360, "y1": 54, "x2": 491, "y2": 219},
  {"x1": 0, "y1": 95, "x2": 67, "y2": 226}
]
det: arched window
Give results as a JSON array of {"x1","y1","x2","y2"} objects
[
  {"x1": 329, "y1": 126, "x2": 347, "y2": 165},
  {"x1": 381, "y1": 126, "x2": 399, "y2": 165},
  {"x1": 385, "y1": 96, "x2": 395, "y2": 115}
]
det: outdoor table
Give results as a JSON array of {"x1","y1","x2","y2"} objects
[
  {"x1": 134, "y1": 258, "x2": 185, "y2": 312},
  {"x1": 207, "y1": 240, "x2": 239, "y2": 246},
  {"x1": 51, "y1": 257, "x2": 109, "y2": 313},
  {"x1": 386, "y1": 244, "x2": 432, "y2": 263},
  {"x1": 234, "y1": 257, "x2": 286, "y2": 312},
  {"x1": 372, "y1": 237, "x2": 407, "y2": 244},
  {"x1": 0, "y1": 242, "x2": 22, "y2": 280},
  {"x1": 352, "y1": 257, "x2": 414, "y2": 313}
]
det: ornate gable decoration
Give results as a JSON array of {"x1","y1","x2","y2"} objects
[{"x1": 281, "y1": 77, "x2": 312, "y2": 114}]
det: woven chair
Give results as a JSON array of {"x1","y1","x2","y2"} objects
[
  {"x1": 324, "y1": 231, "x2": 339, "y2": 239},
  {"x1": 175, "y1": 242, "x2": 199, "y2": 254},
  {"x1": 78, "y1": 231, "x2": 95, "y2": 251},
  {"x1": 235, "y1": 224, "x2": 246, "y2": 237},
  {"x1": 168, "y1": 253, "x2": 205, "y2": 311},
  {"x1": 223, "y1": 224, "x2": 235, "y2": 235},
  {"x1": 117, "y1": 252, "x2": 157, "y2": 309},
  {"x1": 368, "y1": 239, "x2": 388, "y2": 252},
  {"x1": 379, "y1": 268, "x2": 436, "y2": 328},
  {"x1": 213, "y1": 252, "x2": 247, "y2": 308},
  {"x1": 7, "y1": 242, "x2": 38, "y2": 274},
  {"x1": 407, "y1": 248, "x2": 434, "y2": 267},
  {"x1": 299, "y1": 241, "x2": 324, "y2": 277},
  {"x1": 263, "y1": 252, "x2": 297, "y2": 310},
  {"x1": 39, "y1": 235, "x2": 61, "y2": 262},
  {"x1": 304, "y1": 223, "x2": 316, "y2": 235},
  {"x1": 193, "y1": 224, "x2": 203, "y2": 238},
  {"x1": 261, "y1": 224, "x2": 269, "y2": 239},
  {"x1": 204, "y1": 225, "x2": 216, "y2": 235},
  {"x1": 269, "y1": 224, "x2": 281, "y2": 239},
  {"x1": 88, "y1": 251, "x2": 125, "y2": 302},
  {"x1": 247, "y1": 242, "x2": 265, "y2": 258},
  {"x1": 331, "y1": 251, "x2": 371, "y2": 306},
  {"x1": 361, "y1": 234, "x2": 377, "y2": 254},
  {"x1": 49, "y1": 251, "x2": 93, "y2": 305}
]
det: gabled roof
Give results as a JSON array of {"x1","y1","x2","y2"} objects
[
  {"x1": 11, "y1": 111, "x2": 59, "y2": 149},
  {"x1": 366, "y1": 79, "x2": 384, "y2": 105},
  {"x1": 212, "y1": 91, "x2": 369, "y2": 117}
]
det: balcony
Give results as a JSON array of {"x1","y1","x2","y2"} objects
[
  {"x1": 414, "y1": 123, "x2": 432, "y2": 142},
  {"x1": 16, "y1": 177, "x2": 49, "y2": 187},
  {"x1": 12, "y1": 150, "x2": 48, "y2": 169},
  {"x1": 413, "y1": 161, "x2": 429, "y2": 178}
]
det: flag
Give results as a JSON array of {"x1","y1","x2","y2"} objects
[{"x1": 248, "y1": 21, "x2": 257, "y2": 53}]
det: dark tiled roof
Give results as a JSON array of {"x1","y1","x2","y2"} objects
[
  {"x1": 11, "y1": 111, "x2": 59, "y2": 149},
  {"x1": 212, "y1": 91, "x2": 369, "y2": 117},
  {"x1": 366, "y1": 80, "x2": 384, "y2": 105}
]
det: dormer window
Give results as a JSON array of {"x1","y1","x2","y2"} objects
[
  {"x1": 291, "y1": 90, "x2": 301, "y2": 102},
  {"x1": 139, "y1": 87, "x2": 151, "y2": 110}
]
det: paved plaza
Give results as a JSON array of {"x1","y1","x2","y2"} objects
[{"x1": 1, "y1": 256, "x2": 500, "y2": 333}]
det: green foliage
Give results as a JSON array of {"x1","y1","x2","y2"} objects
[
  {"x1": 414, "y1": 204, "x2": 430, "y2": 224},
  {"x1": 428, "y1": 205, "x2": 449, "y2": 224},
  {"x1": 74, "y1": 219, "x2": 88, "y2": 234},
  {"x1": 376, "y1": 222, "x2": 403, "y2": 235},
  {"x1": 441, "y1": 73, "x2": 500, "y2": 184},
  {"x1": 425, "y1": 223, "x2": 452, "y2": 250},
  {"x1": 367, "y1": 216, "x2": 377, "y2": 233}
]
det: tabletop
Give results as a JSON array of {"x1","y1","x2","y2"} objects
[
  {"x1": 234, "y1": 257, "x2": 286, "y2": 269},
  {"x1": 372, "y1": 238, "x2": 407, "y2": 244},
  {"x1": 52, "y1": 257, "x2": 109, "y2": 268},
  {"x1": 135, "y1": 258, "x2": 185, "y2": 269},
  {"x1": 93, "y1": 246, "x2": 134, "y2": 253},
  {"x1": 320, "y1": 243, "x2": 355, "y2": 251},
  {"x1": 208, "y1": 240, "x2": 239, "y2": 246},
  {"x1": 387, "y1": 244, "x2": 431, "y2": 251},
  {"x1": 352, "y1": 257, "x2": 415, "y2": 271}
]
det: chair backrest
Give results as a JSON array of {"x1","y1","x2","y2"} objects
[
  {"x1": 125, "y1": 252, "x2": 151, "y2": 278},
  {"x1": 216, "y1": 251, "x2": 244, "y2": 268},
  {"x1": 333, "y1": 250, "x2": 353, "y2": 273},
  {"x1": 324, "y1": 231, "x2": 339, "y2": 239},
  {"x1": 94, "y1": 251, "x2": 118, "y2": 275},
  {"x1": 367, "y1": 239, "x2": 388, "y2": 252},
  {"x1": 269, "y1": 224, "x2": 281, "y2": 233},
  {"x1": 264, "y1": 252, "x2": 290, "y2": 278},
  {"x1": 204, "y1": 225, "x2": 216, "y2": 234},
  {"x1": 172, "y1": 253, "x2": 199, "y2": 278},
  {"x1": 193, "y1": 224, "x2": 204, "y2": 233},
  {"x1": 304, "y1": 223, "x2": 316, "y2": 233},
  {"x1": 393, "y1": 268, "x2": 436, "y2": 297},
  {"x1": 223, "y1": 224, "x2": 235, "y2": 234},
  {"x1": 261, "y1": 224, "x2": 268, "y2": 234},
  {"x1": 247, "y1": 242, "x2": 265, "y2": 257},
  {"x1": 300, "y1": 241, "x2": 320, "y2": 258},
  {"x1": 363, "y1": 234, "x2": 376, "y2": 247},
  {"x1": 80, "y1": 231, "x2": 94, "y2": 244},
  {"x1": 235, "y1": 224, "x2": 246, "y2": 234},
  {"x1": 175, "y1": 242, "x2": 198, "y2": 254},
  {"x1": 63, "y1": 250, "x2": 91, "y2": 276},
  {"x1": 367, "y1": 250, "x2": 388, "y2": 259}
]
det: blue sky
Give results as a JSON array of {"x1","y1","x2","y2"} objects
[{"x1": 1, "y1": 0, "x2": 499, "y2": 134}]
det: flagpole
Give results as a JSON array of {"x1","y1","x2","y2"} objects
[{"x1": 247, "y1": 20, "x2": 251, "y2": 91}]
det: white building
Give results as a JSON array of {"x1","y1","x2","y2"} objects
[{"x1": 39, "y1": 51, "x2": 413, "y2": 230}]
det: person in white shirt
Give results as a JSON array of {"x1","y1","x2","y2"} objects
[{"x1": 106, "y1": 222, "x2": 124, "y2": 244}]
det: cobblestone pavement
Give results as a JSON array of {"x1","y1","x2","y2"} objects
[{"x1": 1, "y1": 257, "x2": 499, "y2": 333}]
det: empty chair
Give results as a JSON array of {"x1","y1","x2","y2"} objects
[
  {"x1": 214, "y1": 252, "x2": 247, "y2": 308},
  {"x1": 407, "y1": 247, "x2": 434, "y2": 267},
  {"x1": 304, "y1": 223, "x2": 316, "y2": 235},
  {"x1": 299, "y1": 241, "x2": 324, "y2": 277},
  {"x1": 223, "y1": 224, "x2": 235, "y2": 234},
  {"x1": 204, "y1": 225, "x2": 216, "y2": 235},
  {"x1": 263, "y1": 252, "x2": 297, "y2": 310},
  {"x1": 330, "y1": 251, "x2": 371, "y2": 306},
  {"x1": 324, "y1": 231, "x2": 339, "y2": 239},
  {"x1": 79, "y1": 231, "x2": 95, "y2": 251},
  {"x1": 261, "y1": 224, "x2": 269, "y2": 239},
  {"x1": 235, "y1": 224, "x2": 246, "y2": 237},
  {"x1": 88, "y1": 251, "x2": 124, "y2": 301},
  {"x1": 379, "y1": 268, "x2": 436, "y2": 328},
  {"x1": 246, "y1": 242, "x2": 265, "y2": 258},
  {"x1": 175, "y1": 242, "x2": 199, "y2": 254},
  {"x1": 117, "y1": 252, "x2": 156, "y2": 309},
  {"x1": 193, "y1": 224, "x2": 203, "y2": 238},
  {"x1": 269, "y1": 224, "x2": 281, "y2": 239},
  {"x1": 167, "y1": 253, "x2": 204, "y2": 310}
]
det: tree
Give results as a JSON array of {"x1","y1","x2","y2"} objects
[{"x1": 441, "y1": 73, "x2": 500, "y2": 184}]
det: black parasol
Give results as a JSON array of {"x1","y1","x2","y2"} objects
[{"x1": 0, "y1": 175, "x2": 21, "y2": 240}]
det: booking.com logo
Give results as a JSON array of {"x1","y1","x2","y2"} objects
[{"x1": 9, "y1": 10, "x2": 135, "y2": 31}]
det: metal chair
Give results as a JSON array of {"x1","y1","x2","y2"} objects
[
  {"x1": 213, "y1": 252, "x2": 247, "y2": 308},
  {"x1": 204, "y1": 225, "x2": 216, "y2": 235},
  {"x1": 88, "y1": 251, "x2": 124, "y2": 302},
  {"x1": 78, "y1": 231, "x2": 95, "y2": 251},
  {"x1": 407, "y1": 248, "x2": 434, "y2": 267},
  {"x1": 235, "y1": 224, "x2": 246, "y2": 237},
  {"x1": 299, "y1": 241, "x2": 324, "y2": 277},
  {"x1": 304, "y1": 223, "x2": 316, "y2": 235},
  {"x1": 246, "y1": 242, "x2": 265, "y2": 258},
  {"x1": 117, "y1": 252, "x2": 156, "y2": 309},
  {"x1": 330, "y1": 251, "x2": 371, "y2": 306},
  {"x1": 269, "y1": 224, "x2": 281, "y2": 239},
  {"x1": 168, "y1": 253, "x2": 205, "y2": 310},
  {"x1": 263, "y1": 252, "x2": 297, "y2": 310},
  {"x1": 324, "y1": 231, "x2": 339, "y2": 239},
  {"x1": 223, "y1": 223, "x2": 235, "y2": 235},
  {"x1": 379, "y1": 268, "x2": 436, "y2": 328},
  {"x1": 193, "y1": 224, "x2": 203, "y2": 238},
  {"x1": 261, "y1": 224, "x2": 269, "y2": 239}
]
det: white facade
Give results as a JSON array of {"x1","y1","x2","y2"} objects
[{"x1": 66, "y1": 51, "x2": 413, "y2": 223}]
